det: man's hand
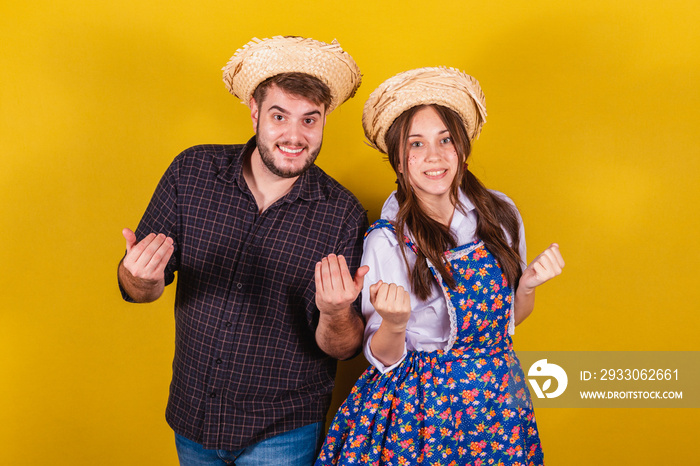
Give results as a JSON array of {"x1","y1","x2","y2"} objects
[
  {"x1": 315, "y1": 254, "x2": 368, "y2": 315},
  {"x1": 314, "y1": 254, "x2": 368, "y2": 359},
  {"x1": 118, "y1": 228, "x2": 174, "y2": 302}
]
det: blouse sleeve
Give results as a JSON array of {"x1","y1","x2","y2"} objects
[
  {"x1": 499, "y1": 193, "x2": 527, "y2": 336},
  {"x1": 360, "y1": 228, "x2": 410, "y2": 373},
  {"x1": 361, "y1": 227, "x2": 451, "y2": 373},
  {"x1": 484, "y1": 190, "x2": 528, "y2": 336}
]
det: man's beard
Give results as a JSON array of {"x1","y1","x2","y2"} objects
[{"x1": 256, "y1": 133, "x2": 323, "y2": 179}]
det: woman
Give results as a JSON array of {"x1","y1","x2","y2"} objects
[{"x1": 317, "y1": 67, "x2": 564, "y2": 466}]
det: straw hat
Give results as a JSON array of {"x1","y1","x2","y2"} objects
[
  {"x1": 363, "y1": 67, "x2": 487, "y2": 154},
  {"x1": 223, "y1": 36, "x2": 362, "y2": 112}
]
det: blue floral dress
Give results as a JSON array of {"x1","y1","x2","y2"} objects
[{"x1": 316, "y1": 220, "x2": 543, "y2": 466}]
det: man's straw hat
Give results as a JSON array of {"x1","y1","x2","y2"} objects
[
  {"x1": 363, "y1": 67, "x2": 487, "y2": 154},
  {"x1": 223, "y1": 36, "x2": 361, "y2": 112}
]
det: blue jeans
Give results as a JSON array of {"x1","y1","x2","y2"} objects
[{"x1": 175, "y1": 422, "x2": 323, "y2": 466}]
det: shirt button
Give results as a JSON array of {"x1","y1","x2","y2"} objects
[
  {"x1": 237, "y1": 283, "x2": 242, "y2": 289},
  {"x1": 215, "y1": 358, "x2": 223, "y2": 365},
  {"x1": 209, "y1": 392, "x2": 216, "y2": 398},
  {"x1": 225, "y1": 322, "x2": 233, "y2": 328}
]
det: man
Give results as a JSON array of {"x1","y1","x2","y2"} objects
[{"x1": 118, "y1": 36, "x2": 368, "y2": 465}]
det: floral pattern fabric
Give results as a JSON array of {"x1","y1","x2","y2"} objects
[{"x1": 316, "y1": 220, "x2": 543, "y2": 466}]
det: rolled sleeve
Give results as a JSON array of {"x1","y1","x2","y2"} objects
[{"x1": 119, "y1": 156, "x2": 181, "y2": 302}]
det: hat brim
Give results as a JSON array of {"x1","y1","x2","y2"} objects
[
  {"x1": 223, "y1": 36, "x2": 361, "y2": 113},
  {"x1": 363, "y1": 67, "x2": 487, "y2": 154}
]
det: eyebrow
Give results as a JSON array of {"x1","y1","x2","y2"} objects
[
  {"x1": 408, "y1": 129, "x2": 450, "y2": 138},
  {"x1": 267, "y1": 105, "x2": 322, "y2": 117}
]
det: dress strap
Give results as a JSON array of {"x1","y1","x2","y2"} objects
[{"x1": 365, "y1": 219, "x2": 419, "y2": 255}]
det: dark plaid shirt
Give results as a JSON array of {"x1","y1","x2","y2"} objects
[{"x1": 120, "y1": 137, "x2": 368, "y2": 450}]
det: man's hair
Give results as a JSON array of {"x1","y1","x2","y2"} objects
[{"x1": 252, "y1": 72, "x2": 332, "y2": 110}]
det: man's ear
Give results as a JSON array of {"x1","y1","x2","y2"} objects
[{"x1": 250, "y1": 97, "x2": 259, "y2": 132}]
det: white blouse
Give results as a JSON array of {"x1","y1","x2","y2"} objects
[{"x1": 361, "y1": 190, "x2": 527, "y2": 373}]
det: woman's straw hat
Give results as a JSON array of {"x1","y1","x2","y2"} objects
[
  {"x1": 223, "y1": 36, "x2": 361, "y2": 112},
  {"x1": 363, "y1": 67, "x2": 487, "y2": 154}
]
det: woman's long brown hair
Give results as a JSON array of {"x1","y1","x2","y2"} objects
[{"x1": 385, "y1": 104, "x2": 523, "y2": 300}]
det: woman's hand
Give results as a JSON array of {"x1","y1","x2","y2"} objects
[
  {"x1": 513, "y1": 243, "x2": 565, "y2": 326},
  {"x1": 369, "y1": 280, "x2": 412, "y2": 331},
  {"x1": 368, "y1": 280, "x2": 412, "y2": 367},
  {"x1": 519, "y1": 243, "x2": 565, "y2": 292}
]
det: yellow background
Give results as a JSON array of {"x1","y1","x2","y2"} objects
[{"x1": 1, "y1": 0, "x2": 698, "y2": 464}]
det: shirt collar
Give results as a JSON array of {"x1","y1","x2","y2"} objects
[
  {"x1": 380, "y1": 189, "x2": 475, "y2": 222},
  {"x1": 216, "y1": 136, "x2": 256, "y2": 185}
]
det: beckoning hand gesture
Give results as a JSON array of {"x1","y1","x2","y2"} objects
[
  {"x1": 121, "y1": 228, "x2": 174, "y2": 284},
  {"x1": 315, "y1": 254, "x2": 369, "y2": 316},
  {"x1": 519, "y1": 243, "x2": 565, "y2": 292},
  {"x1": 118, "y1": 228, "x2": 174, "y2": 303},
  {"x1": 369, "y1": 280, "x2": 412, "y2": 332}
]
